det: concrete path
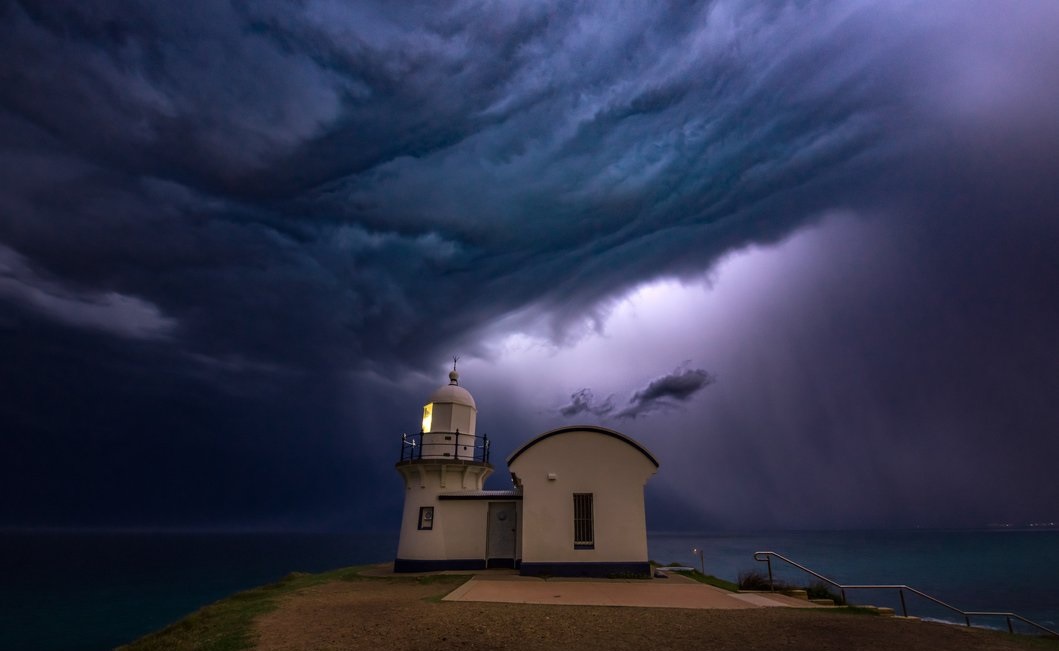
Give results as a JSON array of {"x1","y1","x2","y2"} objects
[{"x1": 443, "y1": 576, "x2": 814, "y2": 610}]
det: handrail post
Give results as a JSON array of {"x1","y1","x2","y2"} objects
[
  {"x1": 767, "y1": 555, "x2": 774, "y2": 592},
  {"x1": 965, "y1": 615, "x2": 970, "y2": 627},
  {"x1": 1007, "y1": 617, "x2": 1013, "y2": 634},
  {"x1": 899, "y1": 589, "x2": 907, "y2": 617}
]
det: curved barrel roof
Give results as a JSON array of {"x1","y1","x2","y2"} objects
[{"x1": 506, "y1": 424, "x2": 659, "y2": 468}]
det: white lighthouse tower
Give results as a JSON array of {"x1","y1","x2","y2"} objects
[{"x1": 394, "y1": 365, "x2": 494, "y2": 571}]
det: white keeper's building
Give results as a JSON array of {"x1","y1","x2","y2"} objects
[{"x1": 394, "y1": 369, "x2": 659, "y2": 577}]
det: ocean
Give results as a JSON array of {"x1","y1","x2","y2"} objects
[
  {"x1": 648, "y1": 529, "x2": 1059, "y2": 632},
  {"x1": 1, "y1": 529, "x2": 1055, "y2": 650}
]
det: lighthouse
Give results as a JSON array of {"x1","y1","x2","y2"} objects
[
  {"x1": 393, "y1": 364, "x2": 658, "y2": 576},
  {"x1": 394, "y1": 366, "x2": 498, "y2": 571}
]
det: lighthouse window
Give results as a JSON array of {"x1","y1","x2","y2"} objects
[
  {"x1": 573, "y1": 493, "x2": 594, "y2": 549},
  {"x1": 418, "y1": 506, "x2": 434, "y2": 530},
  {"x1": 421, "y1": 404, "x2": 433, "y2": 433}
]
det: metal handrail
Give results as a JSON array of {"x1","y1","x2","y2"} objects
[
  {"x1": 398, "y1": 430, "x2": 490, "y2": 463},
  {"x1": 753, "y1": 551, "x2": 1059, "y2": 638}
]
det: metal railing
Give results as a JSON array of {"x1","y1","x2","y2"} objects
[
  {"x1": 398, "y1": 431, "x2": 490, "y2": 463},
  {"x1": 753, "y1": 551, "x2": 1058, "y2": 638}
]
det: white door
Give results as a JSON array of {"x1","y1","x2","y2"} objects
[{"x1": 486, "y1": 501, "x2": 517, "y2": 567}]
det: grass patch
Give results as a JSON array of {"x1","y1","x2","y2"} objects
[
  {"x1": 117, "y1": 564, "x2": 400, "y2": 651},
  {"x1": 833, "y1": 605, "x2": 882, "y2": 616},
  {"x1": 674, "y1": 570, "x2": 740, "y2": 592},
  {"x1": 661, "y1": 564, "x2": 738, "y2": 592},
  {"x1": 405, "y1": 573, "x2": 468, "y2": 586}
]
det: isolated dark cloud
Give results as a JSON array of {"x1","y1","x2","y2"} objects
[
  {"x1": 558, "y1": 366, "x2": 715, "y2": 420},
  {"x1": 1, "y1": 1, "x2": 1058, "y2": 529},
  {"x1": 559, "y1": 389, "x2": 614, "y2": 418},
  {"x1": 619, "y1": 367, "x2": 716, "y2": 419}
]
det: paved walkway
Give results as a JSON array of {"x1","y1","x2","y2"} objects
[{"x1": 443, "y1": 575, "x2": 814, "y2": 610}]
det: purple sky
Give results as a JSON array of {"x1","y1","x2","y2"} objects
[{"x1": 2, "y1": 1, "x2": 1058, "y2": 531}]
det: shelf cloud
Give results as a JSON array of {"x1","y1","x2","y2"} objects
[{"x1": 2, "y1": 1, "x2": 1058, "y2": 530}]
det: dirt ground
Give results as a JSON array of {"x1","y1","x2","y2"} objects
[{"x1": 252, "y1": 576, "x2": 1051, "y2": 651}]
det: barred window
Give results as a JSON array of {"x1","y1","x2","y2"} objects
[{"x1": 573, "y1": 493, "x2": 594, "y2": 549}]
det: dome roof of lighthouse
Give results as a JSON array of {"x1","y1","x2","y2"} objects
[{"x1": 426, "y1": 370, "x2": 477, "y2": 409}]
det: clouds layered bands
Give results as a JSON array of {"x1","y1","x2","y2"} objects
[{"x1": 2, "y1": 1, "x2": 1057, "y2": 528}]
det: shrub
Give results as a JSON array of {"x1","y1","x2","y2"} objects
[
  {"x1": 738, "y1": 569, "x2": 780, "y2": 591},
  {"x1": 806, "y1": 581, "x2": 846, "y2": 605}
]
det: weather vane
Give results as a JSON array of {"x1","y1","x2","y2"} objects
[{"x1": 452, "y1": 354, "x2": 460, "y2": 371}]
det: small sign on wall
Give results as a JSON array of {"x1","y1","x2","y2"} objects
[{"x1": 418, "y1": 506, "x2": 434, "y2": 530}]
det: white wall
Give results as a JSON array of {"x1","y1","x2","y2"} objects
[
  {"x1": 395, "y1": 461, "x2": 491, "y2": 561},
  {"x1": 509, "y1": 429, "x2": 657, "y2": 564}
]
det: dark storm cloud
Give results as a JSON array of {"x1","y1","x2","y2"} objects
[
  {"x1": 618, "y1": 367, "x2": 716, "y2": 419},
  {"x1": 558, "y1": 366, "x2": 714, "y2": 420},
  {"x1": 558, "y1": 389, "x2": 614, "y2": 418},
  {"x1": 0, "y1": 244, "x2": 175, "y2": 340},
  {"x1": 0, "y1": 0, "x2": 907, "y2": 375},
  {"x1": 2, "y1": 1, "x2": 1058, "y2": 528}
]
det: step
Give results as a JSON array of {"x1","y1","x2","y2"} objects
[
  {"x1": 856, "y1": 605, "x2": 896, "y2": 616},
  {"x1": 809, "y1": 598, "x2": 835, "y2": 606},
  {"x1": 781, "y1": 589, "x2": 809, "y2": 600}
]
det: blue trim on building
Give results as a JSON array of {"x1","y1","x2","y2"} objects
[
  {"x1": 519, "y1": 561, "x2": 651, "y2": 578},
  {"x1": 486, "y1": 557, "x2": 516, "y2": 569},
  {"x1": 393, "y1": 558, "x2": 486, "y2": 573}
]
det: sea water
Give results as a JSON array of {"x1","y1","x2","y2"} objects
[
  {"x1": 0, "y1": 529, "x2": 1055, "y2": 650},
  {"x1": 0, "y1": 531, "x2": 395, "y2": 651},
  {"x1": 649, "y1": 529, "x2": 1059, "y2": 633}
]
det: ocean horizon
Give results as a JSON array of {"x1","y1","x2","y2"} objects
[{"x1": 1, "y1": 528, "x2": 1055, "y2": 650}]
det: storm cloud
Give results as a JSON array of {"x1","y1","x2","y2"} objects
[
  {"x1": 559, "y1": 389, "x2": 614, "y2": 418},
  {"x1": 0, "y1": 0, "x2": 910, "y2": 370},
  {"x1": 558, "y1": 366, "x2": 716, "y2": 420},
  {"x1": 2, "y1": 1, "x2": 1058, "y2": 530},
  {"x1": 619, "y1": 367, "x2": 716, "y2": 419}
]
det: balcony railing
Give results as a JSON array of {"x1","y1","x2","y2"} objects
[{"x1": 398, "y1": 431, "x2": 490, "y2": 464}]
